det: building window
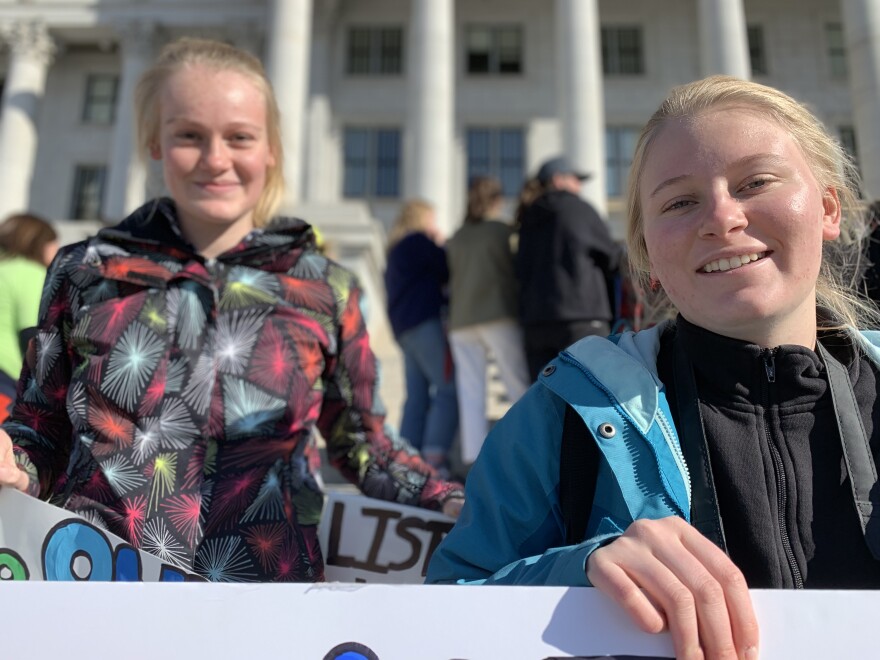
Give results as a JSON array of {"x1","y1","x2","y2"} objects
[
  {"x1": 466, "y1": 128, "x2": 525, "y2": 197},
  {"x1": 82, "y1": 74, "x2": 119, "y2": 124},
  {"x1": 747, "y1": 25, "x2": 767, "y2": 76},
  {"x1": 826, "y1": 23, "x2": 848, "y2": 79},
  {"x1": 839, "y1": 125, "x2": 861, "y2": 184},
  {"x1": 465, "y1": 26, "x2": 523, "y2": 75},
  {"x1": 70, "y1": 165, "x2": 107, "y2": 220},
  {"x1": 606, "y1": 127, "x2": 640, "y2": 198},
  {"x1": 346, "y1": 27, "x2": 403, "y2": 75},
  {"x1": 601, "y1": 27, "x2": 644, "y2": 75},
  {"x1": 343, "y1": 128, "x2": 401, "y2": 198}
]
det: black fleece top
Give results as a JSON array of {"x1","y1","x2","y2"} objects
[{"x1": 657, "y1": 317, "x2": 880, "y2": 588}]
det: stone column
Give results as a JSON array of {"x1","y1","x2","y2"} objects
[
  {"x1": 556, "y1": 0, "x2": 606, "y2": 215},
  {"x1": 304, "y1": 4, "x2": 337, "y2": 203},
  {"x1": 0, "y1": 21, "x2": 54, "y2": 219},
  {"x1": 405, "y1": 0, "x2": 454, "y2": 237},
  {"x1": 697, "y1": 0, "x2": 751, "y2": 78},
  {"x1": 266, "y1": 0, "x2": 312, "y2": 210},
  {"x1": 104, "y1": 21, "x2": 156, "y2": 222},
  {"x1": 843, "y1": 0, "x2": 880, "y2": 200}
]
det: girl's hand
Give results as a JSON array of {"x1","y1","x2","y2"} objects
[
  {"x1": 587, "y1": 516, "x2": 759, "y2": 660},
  {"x1": 0, "y1": 428, "x2": 29, "y2": 491}
]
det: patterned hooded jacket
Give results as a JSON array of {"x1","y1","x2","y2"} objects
[{"x1": 6, "y1": 199, "x2": 462, "y2": 582}]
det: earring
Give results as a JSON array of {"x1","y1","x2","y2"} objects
[{"x1": 649, "y1": 277, "x2": 661, "y2": 292}]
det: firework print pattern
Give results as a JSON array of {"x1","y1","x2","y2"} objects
[{"x1": 6, "y1": 198, "x2": 463, "y2": 582}]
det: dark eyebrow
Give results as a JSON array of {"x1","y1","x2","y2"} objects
[{"x1": 648, "y1": 152, "x2": 788, "y2": 199}]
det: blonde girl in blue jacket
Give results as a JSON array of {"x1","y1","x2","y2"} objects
[{"x1": 428, "y1": 76, "x2": 880, "y2": 660}]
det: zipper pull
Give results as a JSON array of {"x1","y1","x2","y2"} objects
[{"x1": 763, "y1": 349, "x2": 776, "y2": 383}]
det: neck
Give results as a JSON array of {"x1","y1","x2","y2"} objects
[
  {"x1": 178, "y1": 215, "x2": 254, "y2": 260},
  {"x1": 683, "y1": 299, "x2": 819, "y2": 350}
]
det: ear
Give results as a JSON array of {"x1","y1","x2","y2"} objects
[
  {"x1": 149, "y1": 142, "x2": 161, "y2": 161},
  {"x1": 267, "y1": 147, "x2": 276, "y2": 169},
  {"x1": 821, "y1": 188, "x2": 841, "y2": 241}
]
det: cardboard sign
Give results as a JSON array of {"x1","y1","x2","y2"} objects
[
  {"x1": 0, "y1": 487, "x2": 198, "y2": 582},
  {"x1": 318, "y1": 491, "x2": 454, "y2": 583}
]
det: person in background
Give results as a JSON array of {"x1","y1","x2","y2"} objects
[
  {"x1": 446, "y1": 177, "x2": 530, "y2": 466},
  {"x1": 0, "y1": 213, "x2": 58, "y2": 422},
  {"x1": 516, "y1": 156, "x2": 622, "y2": 379},
  {"x1": 384, "y1": 200, "x2": 459, "y2": 476},
  {"x1": 428, "y1": 75, "x2": 880, "y2": 658},
  {"x1": 0, "y1": 37, "x2": 463, "y2": 583}
]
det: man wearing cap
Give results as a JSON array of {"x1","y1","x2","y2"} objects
[{"x1": 515, "y1": 156, "x2": 622, "y2": 380}]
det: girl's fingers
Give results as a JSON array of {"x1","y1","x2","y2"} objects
[
  {"x1": 587, "y1": 554, "x2": 667, "y2": 635},
  {"x1": 589, "y1": 518, "x2": 758, "y2": 660},
  {"x1": 679, "y1": 524, "x2": 760, "y2": 658}
]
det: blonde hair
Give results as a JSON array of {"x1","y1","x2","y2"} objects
[
  {"x1": 625, "y1": 75, "x2": 876, "y2": 329},
  {"x1": 134, "y1": 37, "x2": 284, "y2": 228},
  {"x1": 387, "y1": 199, "x2": 435, "y2": 249}
]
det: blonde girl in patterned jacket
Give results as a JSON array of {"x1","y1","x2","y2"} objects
[{"x1": 0, "y1": 37, "x2": 462, "y2": 582}]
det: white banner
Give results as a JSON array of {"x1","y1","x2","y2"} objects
[
  {"x1": 3, "y1": 582, "x2": 880, "y2": 659},
  {"x1": 318, "y1": 491, "x2": 454, "y2": 583}
]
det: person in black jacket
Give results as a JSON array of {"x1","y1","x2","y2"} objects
[{"x1": 516, "y1": 156, "x2": 622, "y2": 379}]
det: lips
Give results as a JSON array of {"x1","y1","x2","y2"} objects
[{"x1": 700, "y1": 251, "x2": 768, "y2": 273}]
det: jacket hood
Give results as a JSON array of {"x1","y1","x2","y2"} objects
[{"x1": 96, "y1": 198, "x2": 317, "y2": 272}]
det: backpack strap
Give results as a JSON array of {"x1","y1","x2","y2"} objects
[
  {"x1": 817, "y1": 341, "x2": 880, "y2": 560},
  {"x1": 673, "y1": 335, "x2": 728, "y2": 552},
  {"x1": 560, "y1": 403, "x2": 600, "y2": 545}
]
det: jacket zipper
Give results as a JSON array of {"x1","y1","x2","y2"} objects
[
  {"x1": 762, "y1": 348, "x2": 804, "y2": 589},
  {"x1": 558, "y1": 352, "x2": 691, "y2": 518}
]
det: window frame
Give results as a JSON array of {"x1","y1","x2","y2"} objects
[
  {"x1": 81, "y1": 73, "x2": 119, "y2": 125},
  {"x1": 464, "y1": 24, "x2": 524, "y2": 76},
  {"x1": 70, "y1": 164, "x2": 107, "y2": 220},
  {"x1": 345, "y1": 26, "x2": 405, "y2": 76},
  {"x1": 747, "y1": 24, "x2": 768, "y2": 76},
  {"x1": 465, "y1": 126, "x2": 526, "y2": 197},
  {"x1": 605, "y1": 126, "x2": 641, "y2": 199},
  {"x1": 601, "y1": 26, "x2": 645, "y2": 76},
  {"x1": 825, "y1": 23, "x2": 848, "y2": 80},
  {"x1": 342, "y1": 127, "x2": 402, "y2": 199}
]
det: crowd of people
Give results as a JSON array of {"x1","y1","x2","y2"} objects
[
  {"x1": 385, "y1": 158, "x2": 624, "y2": 474},
  {"x1": 3, "y1": 32, "x2": 880, "y2": 659}
]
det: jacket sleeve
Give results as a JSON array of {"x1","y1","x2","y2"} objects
[
  {"x1": 317, "y1": 265, "x2": 463, "y2": 509},
  {"x1": 5, "y1": 247, "x2": 78, "y2": 498},
  {"x1": 426, "y1": 383, "x2": 619, "y2": 586}
]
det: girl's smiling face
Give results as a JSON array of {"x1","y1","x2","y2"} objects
[
  {"x1": 640, "y1": 106, "x2": 841, "y2": 348},
  {"x1": 153, "y1": 64, "x2": 275, "y2": 247}
]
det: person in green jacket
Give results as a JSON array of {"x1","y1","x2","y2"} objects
[{"x1": 0, "y1": 213, "x2": 58, "y2": 420}]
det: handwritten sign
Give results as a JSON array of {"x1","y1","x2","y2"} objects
[
  {"x1": 318, "y1": 491, "x2": 454, "y2": 583},
  {"x1": 0, "y1": 487, "x2": 197, "y2": 582}
]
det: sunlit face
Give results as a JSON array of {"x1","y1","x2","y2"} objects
[
  {"x1": 151, "y1": 64, "x2": 275, "y2": 237},
  {"x1": 640, "y1": 106, "x2": 840, "y2": 346}
]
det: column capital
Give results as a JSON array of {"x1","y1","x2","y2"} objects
[{"x1": 1, "y1": 20, "x2": 55, "y2": 65}]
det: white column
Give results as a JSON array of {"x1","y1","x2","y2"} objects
[
  {"x1": 697, "y1": 0, "x2": 751, "y2": 78},
  {"x1": 104, "y1": 22, "x2": 155, "y2": 222},
  {"x1": 405, "y1": 0, "x2": 454, "y2": 237},
  {"x1": 0, "y1": 21, "x2": 54, "y2": 220},
  {"x1": 266, "y1": 0, "x2": 312, "y2": 211},
  {"x1": 843, "y1": 0, "x2": 880, "y2": 200},
  {"x1": 556, "y1": 0, "x2": 606, "y2": 216},
  {"x1": 304, "y1": 10, "x2": 334, "y2": 203}
]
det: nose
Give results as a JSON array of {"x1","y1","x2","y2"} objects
[
  {"x1": 201, "y1": 137, "x2": 231, "y2": 172},
  {"x1": 697, "y1": 187, "x2": 747, "y2": 238}
]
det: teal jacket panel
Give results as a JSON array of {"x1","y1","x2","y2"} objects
[{"x1": 426, "y1": 322, "x2": 688, "y2": 586}]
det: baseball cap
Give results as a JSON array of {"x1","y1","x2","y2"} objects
[{"x1": 536, "y1": 156, "x2": 592, "y2": 185}]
